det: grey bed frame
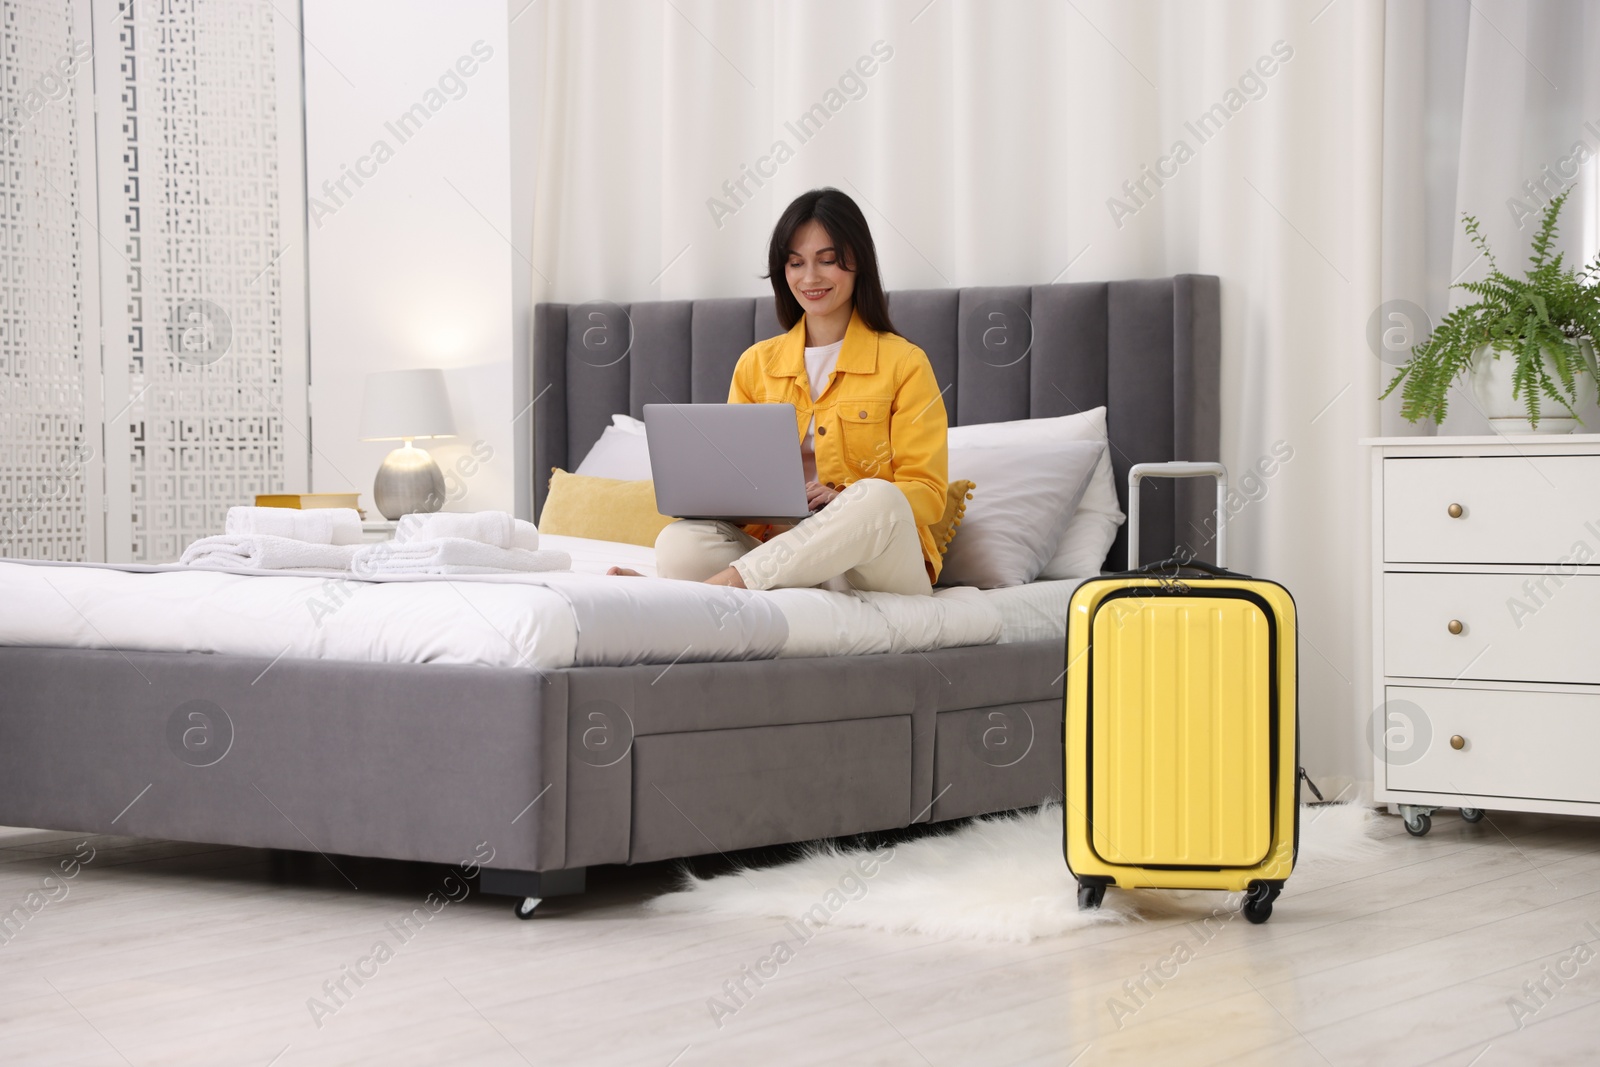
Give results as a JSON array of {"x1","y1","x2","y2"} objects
[{"x1": 0, "y1": 276, "x2": 1219, "y2": 917}]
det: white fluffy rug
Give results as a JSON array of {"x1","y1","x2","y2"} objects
[{"x1": 647, "y1": 804, "x2": 1391, "y2": 943}]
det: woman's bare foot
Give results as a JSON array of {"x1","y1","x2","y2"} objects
[
  {"x1": 607, "y1": 565, "x2": 746, "y2": 587},
  {"x1": 704, "y1": 566, "x2": 747, "y2": 588}
]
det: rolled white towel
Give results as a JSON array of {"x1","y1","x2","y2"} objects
[
  {"x1": 394, "y1": 511, "x2": 538, "y2": 550},
  {"x1": 225, "y1": 506, "x2": 363, "y2": 545},
  {"x1": 181, "y1": 534, "x2": 362, "y2": 571},
  {"x1": 353, "y1": 537, "x2": 569, "y2": 576}
]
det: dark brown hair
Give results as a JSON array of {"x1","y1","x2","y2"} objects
[{"x1": 765, "y1": 187, "x2": 897, "y2": 335}]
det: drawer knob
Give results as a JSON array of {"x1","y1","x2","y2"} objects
[
  {"x1": 1447, "y1": 619, "x2": 1464, "y2": 635},
  {"x1": 1447, "y1": 503, "x2": 1463, "y2": 518},
  {"x1": 1450, "y1": 734, "x2": 1466, "y2": 750}
]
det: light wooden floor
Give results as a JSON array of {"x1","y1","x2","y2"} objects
[{"x1": 1, "y1": 808, "x2": 1598, "y2": 1066}]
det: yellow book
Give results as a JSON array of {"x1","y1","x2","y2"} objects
[{"x1": 254, "y1": 492, "x2": 361, "y2": 511}]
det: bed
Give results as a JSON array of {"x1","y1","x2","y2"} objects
[{"x1": 0, "y1": 275, "x2": 1219, "y2": 916}]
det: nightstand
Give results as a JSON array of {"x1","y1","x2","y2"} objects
[
  {"x1": 1368, "y1": 435, "x2": 1600, "y2": 836},
  {"x1": 360, "y1": 520, "x2": 399, "y2": 543}
]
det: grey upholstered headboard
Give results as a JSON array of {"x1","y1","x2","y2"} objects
[{"x1": 522, "y1": 275, "x2": 1220, "y2": 571}]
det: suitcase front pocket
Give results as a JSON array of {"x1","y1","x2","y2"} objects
[{"x1": 1086, "y1": 590, "x2": 1278, "y2": 869}]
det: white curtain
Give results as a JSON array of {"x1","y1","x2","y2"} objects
[
  {"x1": 525, "y1": 0, "x2": 1386, "y2": 792},
  {"x1": 1382, "y1": 0, "x2": 1600, "y2": 436}
]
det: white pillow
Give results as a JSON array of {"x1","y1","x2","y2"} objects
[
  {"x1": 610, "y1": 413, "x2": 646, "y2": 434},
  {"x1": 947, "y1": 408, "x2": 1125, "y2": 579},
  {"x1": 937, "y1": 440, "x2": 1105, "y2": 588},
  {"x1": 573, "y1": 423, "x2": 652, "y2": 480}
]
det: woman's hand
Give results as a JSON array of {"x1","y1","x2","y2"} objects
[{"x1": 805, "y1": 480, "x2": 840, "y2": 511}]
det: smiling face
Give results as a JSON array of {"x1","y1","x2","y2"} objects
[{"x1": 784, "y1": 219, "x2": 856, "y2": 327}]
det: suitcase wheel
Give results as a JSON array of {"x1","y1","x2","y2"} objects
[
  {"x1": 1076, "y1": 882, "x2": 1106, "y2": 911},
  {"x1": 1242, "y1": 881, "x2": 1282, "y2": 924}
]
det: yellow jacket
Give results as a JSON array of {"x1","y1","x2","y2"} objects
[{"x1": 729, "y1": 310, "x2": 950, "y2": 580}]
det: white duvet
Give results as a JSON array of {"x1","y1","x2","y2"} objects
[{"x1": 0, "y1": 534, "x2": 1002, "y2": 669}]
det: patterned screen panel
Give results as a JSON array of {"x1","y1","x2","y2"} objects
[
  {"x1": 0, "y1": 0, "x2": 93, "y2": 560},
  {"x1": 111, "y1": 0, "x2": 290, "y2": 562}
]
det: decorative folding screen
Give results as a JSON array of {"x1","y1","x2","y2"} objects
[
  {"x1": 1, "y1": 0, "x2": 308, "y2": 564},
  {"x1": 0, "y1": 0, "x2": 100, "y2": 560}
]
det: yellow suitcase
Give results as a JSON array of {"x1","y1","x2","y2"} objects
[{"x1": 1064, "y1": 463, "x2": 1300, "y2": 923}]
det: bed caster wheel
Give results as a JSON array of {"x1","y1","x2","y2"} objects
[
  {"x1": 1403, "y1": 812, "x2": 1432, "y2": 837},
  {"x1": 1242, "y1": 881, "x2": 1281, "y2": 925},
  {"x1": 1461, "y1": 808, "x2": 1485, "y2": 823},
  {"x1": 1077, "y1": 883, "x2": 1105, "y2": 911},
  {"x1": 514, "y1": 896, "x2": 542, "y2": 920}
]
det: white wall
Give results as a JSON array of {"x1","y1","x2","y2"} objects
[
  {"x1": 509, "y1": 0, "x2": 544, "y2": 522},
  {"x1": 302, "y1": 0, "x2": 515, "y2": 515}
]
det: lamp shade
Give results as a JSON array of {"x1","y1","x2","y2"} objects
[{"x1": 359, "y1": 369, "x2": 458, "y2": 441}]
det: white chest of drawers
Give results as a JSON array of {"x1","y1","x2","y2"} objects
[{"x1": 1369, "y1": 436, "x2": 1600, "y2": 835}]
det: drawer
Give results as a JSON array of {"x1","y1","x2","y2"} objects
[
  {"x1": 629, "y1": 717, "x2": 912, "y2": 863},
  {"x1": 931, "y1": 701, "x2": 1063, "y2": 823},
  {"x1": 1384, "y1": 572, "x2": 1600, "y2": 684},
  {"x1": 1384, "y1": 686, "x2": 1600, "y2": 803},
  {"x1": 1384, "y1": 455, "x2": 1600, "y2": 564}
]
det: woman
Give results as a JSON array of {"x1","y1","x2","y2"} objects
[{"x1": 613, "y1": 187, "x2": 947, "y2": 595}]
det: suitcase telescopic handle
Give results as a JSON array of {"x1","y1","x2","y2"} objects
[{"x1": 1126, "y1": 461, "x2": 1228, "y2": 569}]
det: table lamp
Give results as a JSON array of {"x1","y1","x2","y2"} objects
[{"x1": 359, "y1": 369, "x2": 458, "y2": 520}]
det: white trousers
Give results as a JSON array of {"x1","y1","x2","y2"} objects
[{"x1": 654, "y1": 478, "x2": 933, "y2": 595}]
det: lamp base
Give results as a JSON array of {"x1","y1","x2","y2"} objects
[{"x1": 374, "y1": 443, "x2": 447, "y2": 520}]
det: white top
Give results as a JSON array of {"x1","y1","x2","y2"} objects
[
  {"x1": 800, "y1": 339, "x2": 843, "y2": 482},
  {"x1": 1363, "y1": 433, "x2": 1600, "y2": 447}
]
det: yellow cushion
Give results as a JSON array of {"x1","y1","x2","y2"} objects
[
  {"x1": 539, "y1": 469, "x2": 675, "y2": 548},
  {"x1": 929, "y1": 479, "x2": 975, "y2": 556}
]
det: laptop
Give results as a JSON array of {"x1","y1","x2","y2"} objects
[{"x1": 643, "y1": 403, "x2": 813, "y2": 524}]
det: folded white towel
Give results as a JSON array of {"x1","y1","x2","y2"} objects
[
  {"x1": 394, "y1": 511, "x2": 538, "y2": 550},
  {"x1": 353, "y1": 537, "x2": 570, "y2": 576},
  {"x1": 225, "y1": 506, "x2": 363, "y2": 545},
  {"x1": 180, "y1": 534, "x2": 363, "y2": 571}
]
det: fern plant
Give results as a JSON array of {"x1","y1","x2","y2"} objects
[{"x1": 1382, "y1": 189, "x2": 1600, "y2": 428}]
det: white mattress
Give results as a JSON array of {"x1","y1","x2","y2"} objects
[
  {"x1": 561, "y1": 534, "x2": 1079, "y2": 649},
  {"x1": 0, "y1": 534, "x2": 1003, "y2": 669},
  {"x1": 584, "y1": 535, "x2": 1077, "y2": 651},
  {"x1": 984, "y1": 577, "x2": 1080, "y2": 644}
]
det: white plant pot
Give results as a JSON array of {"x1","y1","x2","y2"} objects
[{"x1": 1469, "y1": 339, "x2": 1597, "y2": 434}]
